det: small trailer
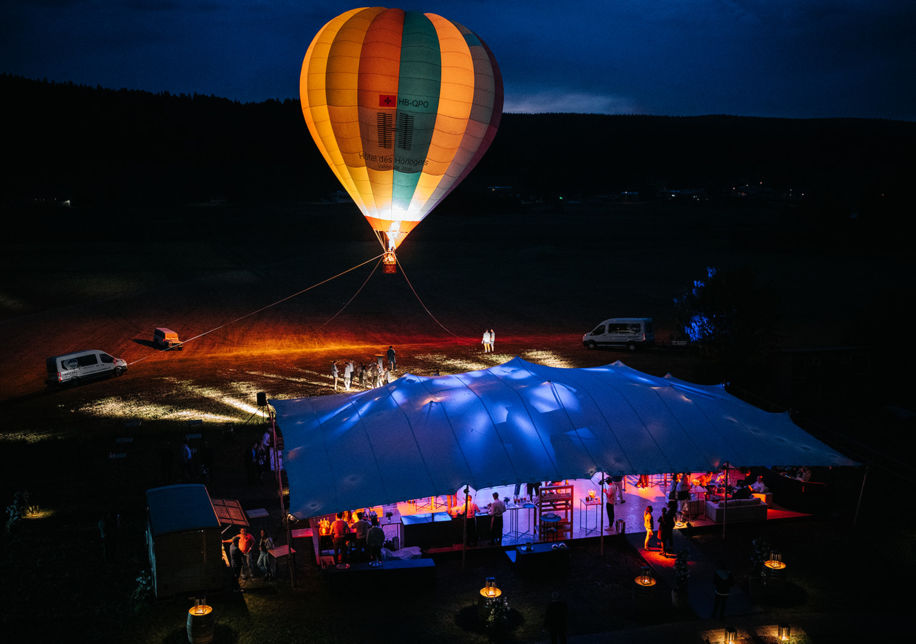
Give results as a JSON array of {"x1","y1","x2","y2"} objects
[{"x1": 146, "y1": 484, "x2": 227, "y2": 598}]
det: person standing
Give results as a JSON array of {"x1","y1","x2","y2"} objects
[
  {"x1": 489, "y1": 329, "x2": 496, "y2": 353},
  {"x1": 330, "y1": 512, "x2": 350, "y2": 564},
  {"x1": 604, "y1": 479, "x2": 618, "y2": 532},
  {"x1": 343, "y1": 360, "x2": 354, "y2": 391},
  {"x1": 331, "y1": 361, "x2": 339, "y2": 391},
  {"x1": 256, "y1": 529, "x2": 275, "y2": 580},
  {"x1": 180, "y1": 440, "x2": 194, "y2": 482},
  {"x1": 482, "y1": 329, "x2": 491, "y2": 353},
  {"x1": 643, "y1": 505, "x2": 655, "y2": 550},
  {"x1": 223, "y1": 528, "x2": 255, "y2": 580},
  {"x1": 488, "y1": 492, "x2": 507, "y2": 545},
  {"x1": 460, "y1": 491, "x2": 480, "y2": 546},
  {"x1": 352, "y1": 512, "x2": 371, "y2": 557},
  {"x1": 387, "y1": 345, "x2": 397, "y2": 371},
  {"x1": 659, "y1": 506, "x2": 674, "y2": 556},
  {"x1": 367, "y1": 516, "x2": 385, "y2": 565}
]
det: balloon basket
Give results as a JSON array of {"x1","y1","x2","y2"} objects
[{"x1": 383, "y1": 252, "x2": 397, "y2": 274}]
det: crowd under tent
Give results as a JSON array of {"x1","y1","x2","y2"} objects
[{"x1": 273, "y1": 357, "x2": 856, "y2": 520}]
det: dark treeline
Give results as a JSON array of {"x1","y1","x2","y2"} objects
[{"x1": 4, "y1": 74, "x2": 914, "y2": 217}]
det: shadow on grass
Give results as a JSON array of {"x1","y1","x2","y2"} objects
[
  {"x1": 455, "y1": 604, "x2": 526, "y2": 642},
  {"x1": 161, "y1": 623, "x2": 238, "y2": 643}
]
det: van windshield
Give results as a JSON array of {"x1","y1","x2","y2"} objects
[
  {"x1": 100, "y1": 353, "x2": 114, "y2": 364},
  {"x1": 591, "y1": 325, "x2": 605, "y2": 335}
]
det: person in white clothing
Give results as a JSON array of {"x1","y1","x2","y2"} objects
[
  {"x1": 482, "y1": 330, "x2": 491, "y2": 353},
  {"x1": 488, "y1": 492, "x2": 507, "y2": 545},
  {"x1": 489, "y1": 329, "x2": 496, "y2": 352},
  {"x1": 750, "y1": 475, "x2": 768, "y2": 493},
  {"x1": 604, "y1": 479, "x2": 618, "y2": 532},
  {"x1": 331, "y1": 361, "x2": 339, "y2": 391},
  {"x1": 343, "y1": 360, "x2": 354, "y2": 391}
]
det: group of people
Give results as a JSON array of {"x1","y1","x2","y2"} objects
[
  {"x1": 481, "y1": 329, "x2": 496, "y2": 353},
  {"x1": 223, "y1": 527, "x2": 277, "y2": 583},
  {"x1": 329, "y1": 510, "x2": 386, "y2": 565},
  {"x1": 642, "y1": 504, "x2": 678, "y2": 557},
  {"x1": 331, "y1": 346, "x2": 397, "y2": 392},
  {"x1": 449, "y1": 490, "x2": 507, "y2": 546}
]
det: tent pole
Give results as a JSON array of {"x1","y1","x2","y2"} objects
[
  {"x1": 599, "y1": 477, "x2": 606, "y2": 556},
  {"x1": 269, "y1": 405, "x2": 294, "y2": 588},
  {"x1": 462, "y1": 486, "x2": 469, "y2": 569},
  {"x1": 853, "y1": 465, "x2": 869, "y2": 528},
  {"x1": 721, "y1": 463, "x2": 729, "y2": 540}
]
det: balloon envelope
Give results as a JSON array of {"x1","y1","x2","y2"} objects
[{"x1": 300, "y1": 7, "x2": 503, "y2": 251}]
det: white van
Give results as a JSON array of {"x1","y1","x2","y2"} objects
[
  {"x1": 46, "y1": 350, "x2": 127, "y2": 385},
  {"x1": 582, "y1": 317, "x2": 654, "y2": 351}
]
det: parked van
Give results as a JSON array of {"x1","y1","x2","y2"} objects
[
  {"x1": 153, "y1": 327, "x2": 183, "y2": 350},
  {"x1": 582, "y1": 317, "x2": 654, "y2": 351},
  {"x1": 46, "y1": 350, "x2": 127, "y2": 386}
]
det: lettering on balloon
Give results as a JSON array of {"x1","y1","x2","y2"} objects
[
  {"x1": 398, "y1": 97, "x2": 432, "y2": 109},
  {"x1": 358, "y1": 152, "x2": 394, "y2": 165}
]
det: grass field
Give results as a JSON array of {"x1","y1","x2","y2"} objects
[{"x1": 1, "y1": 198, "x2": 913, "y2": 642}]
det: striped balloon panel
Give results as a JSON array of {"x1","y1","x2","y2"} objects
[{"x1": 300, "y1": 7, "x2": 503, "y2": 249}]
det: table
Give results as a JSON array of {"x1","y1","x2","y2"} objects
[
  {"x1": 401, "y1": 512, "x2": 453, "y2": 548},
  {"x1": 325, "y1": 558, "x2": 436, "y2": 592},
  {"x1": 505, "y1": 542, "x2": 569, "y2": 575},
  {"x1": 516, "y1": 503, "x2": 537, "y2": 539},
  {"x1": 579, "y1": 498, "x2": 601, "y2": 535}
]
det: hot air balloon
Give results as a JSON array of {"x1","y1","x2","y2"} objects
[{"x1": 300, "y1": 7, "x2": 503, "y2": 273}]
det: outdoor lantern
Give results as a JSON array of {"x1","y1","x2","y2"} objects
[
  {"x1": 778, "y1": 624, "x2": 791, "y2": 641},
  {"x1": 724, "y1": 626, "x2": 737, "y2": 643},
  {"x1": 634, "y1": 566, "x2": 656, "y2": 587},
  {"x1": 588, "y1": 489, "x2": 597, "y2": 500},
  {"x1": 764, "y1": 551, "x2": 786, "y2": 570},
  {"x1": 480, "y1": 576, "x2": 502, "y2": 599}
]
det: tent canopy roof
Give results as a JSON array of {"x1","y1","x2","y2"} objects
[{"x1": 274, "y1": 357, "x2": 856, "y2": 518}]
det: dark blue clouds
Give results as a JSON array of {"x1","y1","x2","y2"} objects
[{"x1": 1, "y1": 0, "x2": 912, "y2": 118}]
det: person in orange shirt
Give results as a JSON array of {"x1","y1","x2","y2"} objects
[
  {"x1": 330, "y1": 512, "x2": 351, "y2": 563},
  {"x1": 223, "y1": 527, "x2": 256, "y2": 580}
]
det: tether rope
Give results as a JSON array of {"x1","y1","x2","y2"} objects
[
  {"x1": 319, "y1": 256, "x2": 382, "y2": 327},
  {"x1": 396, "y1": 256, "x2": 459, "y2": 337},
  {"x1": 127, "y1": 253, "x2": 384, "y2": 366}
]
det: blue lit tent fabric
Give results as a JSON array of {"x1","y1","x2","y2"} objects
[{"x1": 273, "y1": 357, "x2": 855, "y2": 518}]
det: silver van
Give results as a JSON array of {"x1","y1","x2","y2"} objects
[
  {"x1": 46, "y1": 350, "x2": 127, "y2": 385},
  {"x1": 582, "y1": 317, "x2": 654, "y2": 351}
]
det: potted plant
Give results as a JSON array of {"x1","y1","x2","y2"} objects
[
  {"x1": 748, "y1": 535, "x2": 771, "y2": 598},
  {"x1": 672, "y1": 550, "x2": 689, "y2": 608}
]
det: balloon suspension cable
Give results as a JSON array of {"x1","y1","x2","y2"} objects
[
  {"x1": 396, "y1": 257, "x2": 460, "y2": 337},
  {"x1": 320, "y1": 256, "x2": 383, "y2": 328},
  {"x1": 126, "y1": 253, "x2": 385, "y2": 366}
]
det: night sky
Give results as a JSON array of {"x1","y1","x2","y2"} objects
[{"x1": 2, "y1": 1, "x2": 913, "y2": 120}]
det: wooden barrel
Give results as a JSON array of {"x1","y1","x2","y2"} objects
[{"x1": 186, "y1": 604, "x2": 214, "y2": 644}]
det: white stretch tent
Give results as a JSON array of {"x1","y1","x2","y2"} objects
[{"x1": 273, "y1": 357, "x2": 855, "y2": 518}]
